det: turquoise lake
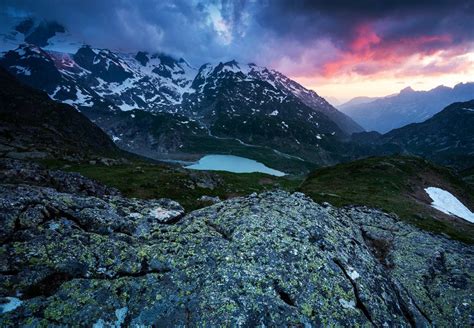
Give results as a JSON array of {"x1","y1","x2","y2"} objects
[{"x1": 185, "y1": 155, "x2": 286, "y2": 176}]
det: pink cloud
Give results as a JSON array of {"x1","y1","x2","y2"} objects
[{"x1": 292, "y1": 24, "x2": 471, "y2": 79}]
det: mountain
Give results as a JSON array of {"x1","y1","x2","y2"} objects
[
  {"x1": 382, "y1": 100, "x2": 474, "y2": 168},
  {"x1": 340, "y1": 84, "x2": 474, "y2": 133},
  {"x1": 0, "y1": 67, "x2": 119, "y2": 160},
  {"x1": 352, "y1": 100, "x2": 474, "y2": 170},
  {"x1": 325, "y1": 96, "x2": 343, "y2": 106},
  {"x1": 179, "y1": 61, "x2": 358, "y2": 145},
  {"x1": 0, "y1": 40, "x2": 363, "y2": 167},
  {"x1": 338, "y1": 96, "x2": 380, "y2": 109},
  {"x1": 0, "y1": 44, "x2": 363, "y2": 137}
]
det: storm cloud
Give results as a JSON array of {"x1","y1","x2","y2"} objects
[{"x1": 1, "y1": 0, "x2": 473, "y2": 78}]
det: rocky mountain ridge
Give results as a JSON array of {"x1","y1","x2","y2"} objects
[
  {"x1": 0, "y1": 40, "x2": 361, "y2": 138},
  {"x1": 0, "y1": 36, "x2": 363, "y2": 166}
]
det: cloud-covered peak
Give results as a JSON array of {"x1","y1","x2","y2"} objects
[{"x1": 1, "y1": 0, "x2": 472, "y2": 101}]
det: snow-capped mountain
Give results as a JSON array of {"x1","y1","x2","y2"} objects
[
  {"x1": 0, "y1": 44, "x2": 197, "y2": 112},
  {"x1": 185, "y1": 60, "x2": 362, "y2": 134},
  {"x1": 0, "y1": 18, "x2": 364, "y2": 166}
]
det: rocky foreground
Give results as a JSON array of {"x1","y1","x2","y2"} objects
[{"x1": 0, "y1": 160, "x2": 473, "y2": 327}]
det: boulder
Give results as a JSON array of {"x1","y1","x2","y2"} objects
[{"x1": 0, "y1": 188, "x2": 472, "y2": 326}]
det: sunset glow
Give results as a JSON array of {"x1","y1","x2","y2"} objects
[{"x1": 1, "y1": 0, "x2": 473, "y2": 102}]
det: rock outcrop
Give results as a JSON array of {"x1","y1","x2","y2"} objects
[
  {"x1": 0, "y1": 159, "x2": 120, "y2": 197},
  {"x1": 1, "y1": 162, "x2": 472, "y2": 327}
]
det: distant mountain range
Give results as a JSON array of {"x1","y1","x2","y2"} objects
[
  {"x1": 339, "y1": 84, "x2": 474, "y2": 133},
  {"x1": 338, "y1": 96, "x2": 381, "y2": 108}
]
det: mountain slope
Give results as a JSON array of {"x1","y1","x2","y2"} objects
[
  {"x1": 341, "y1": 84, "x2": 474, "y2": 133},
  {"x1": 0, "y1": 67, "x2": 119, "y2": 160},
  {"x1": 182, "y1": 61, "x2": 350, "y2": 148},
  {"x1": 338, "y1": 96, "x2": 380, "y2": 109},
  {"x1": 382, "y1": 100, "x2": 474, "y2": 168},
  {"x1": 0, "y1": 45, "x2": 364, "y2": 167},
  {"x1": 300, "y1": 155, "x2": 474, "y2": 243},
  {"x1": 351, "y1": 100, "x2": 474, "y2": 170}
]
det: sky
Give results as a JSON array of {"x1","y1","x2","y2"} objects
[{"x1": 1, "y1": 0, "x2": 473, "y2": 102}]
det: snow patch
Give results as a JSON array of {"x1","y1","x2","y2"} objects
[
  {"x1": 339, "y1": 299, "x2": 356, "y2": 310},
  {"x1": 425, "y1": 187, "x2": 474, "y2": 223},
  {"x1": 347, "y1": 267, "x2": 360, "y2": 280},
  {"x1": 269, "y1": 110, "x2": 279, "y2": 116},
  {"x1": 118, "y1": 102, "x2": 137, "y2": 112},
  {"x1": 149, "y1": 207, "x2": 182, "y2": 222},
  {"x1": 0, "y1": 297, "x2": 23, "y2": 314},
  {"x1": 11, "y1": 65, "x2": 31, "y2": 76},
  {"x1": 63, "y1": 88, "x2": 93, "y2": 107},
  {"x1": 115, "y1": 307, "x2": 128, "y2": 327}
]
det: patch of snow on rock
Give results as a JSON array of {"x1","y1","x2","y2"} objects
[
  {"x1": 0, "y1": 297, "x2": 23, "y2": 314},
  {"x1": 149, "y1": 207, "x2": 183, "y2": 223},
  {"x1": 11, "y1": 65, "x2": 31, "y2": 76},
  {"x1": 269, "y1": 110, "x2": 279, "y2": 116},
  {"x1": 347, "y1": 267, "x2": 360, "y2": 280},
  {"x1": 115, "y1": 307, "x2": 128, "y2": 327},
  {"x1": 339, "y1": 299, "x2": 356, "y2": 310},
  {"x1": 425, "y1": 187, "x2": 474, "y2": 223}
]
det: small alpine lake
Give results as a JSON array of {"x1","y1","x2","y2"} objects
[{"x1": 185, "y1": 154, "x2": 286, "y2": 176}]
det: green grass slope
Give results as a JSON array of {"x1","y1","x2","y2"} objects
[
  {"x1": 43, "y1": 159, "x2": 302, "y2": 211},
  {"x1": 299, "y1": 155, "x2": 474, "y2": 244}
]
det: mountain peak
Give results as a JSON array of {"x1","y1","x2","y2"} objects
[
  {"x1": 224, "y1": 59, "x2": 239, "y2": 67},
  {"x1": 399, "y1": 86, "x2": 415, "y2": 94},
  {"x1": 135, "y1": 51, "x2": 149, "y2": 66}
]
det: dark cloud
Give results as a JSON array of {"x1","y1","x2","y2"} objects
[
  {"x1": 0, "y1": 0, "x2": 255, "y2": 64},
  {"x1": 1, "y1": 0, "x2": 473, "y2": 76},
  {"x1": 257, "y1": 0, "x2": 474, "y2": 48}
]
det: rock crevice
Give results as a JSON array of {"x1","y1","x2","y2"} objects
[{"x1": 0, "y1": 165, "x2": 472, "y2": 326}]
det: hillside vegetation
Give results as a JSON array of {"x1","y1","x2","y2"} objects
[{"x1": 299, "y1": 155, "x2": 474, "y2": 243}]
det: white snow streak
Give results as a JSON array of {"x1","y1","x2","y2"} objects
[
  {"x1": 0, "y1": 297, "x2": 23, "y2": 314},
  {"x1": 425, "y1": 187, "x2": 474, "y2": 223}
]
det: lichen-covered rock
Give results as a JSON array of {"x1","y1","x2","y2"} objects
[
  {"x1": 0, "y1": 158, "x2": 120, "y2": 197},
  {"x1": 0, "y1": 187, "x2": 472, "y2": 327}
]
